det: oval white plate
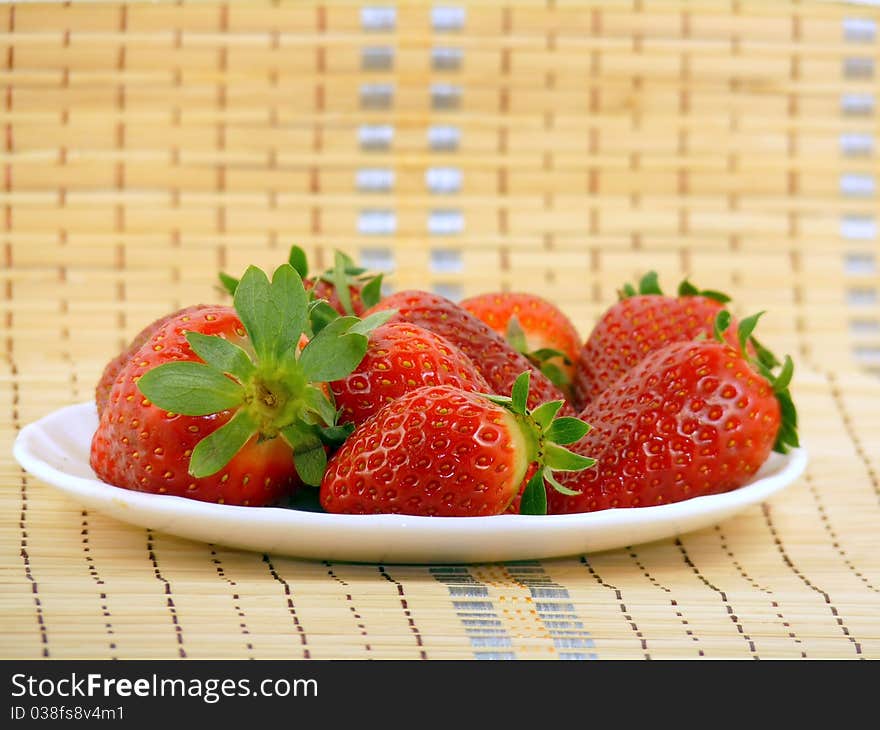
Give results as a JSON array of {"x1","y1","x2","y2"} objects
[{"x1": 14, "y1": 402, "x2": 808, "y2": 564}]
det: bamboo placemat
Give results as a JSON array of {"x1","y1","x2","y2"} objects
[{"x1": 2, "y1": 0, "x2": 879, "y2": 660}]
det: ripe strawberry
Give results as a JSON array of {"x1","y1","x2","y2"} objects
[
  {"x1": 548, "y1": 313, "x2": 799, "y2": 514},
  {"x1": 90, "y1": 263, "x2": 390, "y2": 506},
  {"x1": 330, "y1": 322, "x2": 491, "y2": 428},
  {"x1": 504, "y1": 463, "x2": 538, "y2": 515},
  {"x1": 364, "y1": 291, "x2": 573, "y2": 413},
  {"x1": 320, "y1": 372, "x2": 595, "y2": 517},
  {"x1": 220, "y1": 246, "x2": 383, "y2": 317},
  {"x1": 95, "y1": 304, "x2": 213, "y2": 416},
  {"x1": 459, "y1": 292, "x2": 581, "y2": 398},
  {"x1": 572, "y1": 272, "x2": 778, "y2": 411}
]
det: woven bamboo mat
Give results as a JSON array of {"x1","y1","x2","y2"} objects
[{"x1": 2, "y1": 0, "x2": 879, "y2": 660}]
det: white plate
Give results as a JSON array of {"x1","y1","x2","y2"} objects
[{"x1": 13, "y1": 402, "x2": 808, "y2": 564}]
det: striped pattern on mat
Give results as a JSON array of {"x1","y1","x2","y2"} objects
[{"x1": 2, "y1": 1, "x2": 879, "y2": 659}]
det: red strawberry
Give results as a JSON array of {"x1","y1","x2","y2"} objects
[
  {"x1": 220, "y1": 246, "x2": 383, "y2": 317},
  {"x1": 91, "y1": 306, "x2": 300, "y2": 505},
  {"x1": 320, "y1": 372, "x2": 595, "y2": 517},
  {"x1": 95, "y1": 304, "x2": 213, "y2": 416},
  {"x1": 91, "y1": 264, "x2": 389, "y2": 506},
  {"x1": 330, "y1": 322, "x2": 491, "y2": 428},
  {"x1": 548, "y1": 314, "x2": 798, "y2": 514},
  {"x1": 572, "y1": 272, "x2": 774, "y2": 410},
  {"x1": 459, "y1": 292, "x2": 581, "y2": 398},
  {"x1": 364, "y1": 291, "x2": 573, "y2": 414},
  {"x1": 504, "y1": 463, "x2": 538, "y2": 515}
]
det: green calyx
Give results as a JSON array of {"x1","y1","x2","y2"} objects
[
  {"x1": 505, "y1": 316, "x2": 572, "y2": 390},
  {"x1": 219, "y1": 246, "x2": 384, "y2": 317},
  {"x1": 620, "y1": 270, "x2": 731, "y2": 305},
  {"x1": 137, "y1": 263, "x2": 392, "y2": 486},
  {"x1": 711, "y1": 310, "x2": 799, "y2": 455},
  {"x1": 322, "y1": 249, "x2": 385, "y2": 316},
  {"x1": 482, "y1": 371, "x2": 595, "y2": 516}
]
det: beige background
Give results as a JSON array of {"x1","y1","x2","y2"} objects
[{"x1": 2, "y1": 0, "x2": 879, "y2": 659}]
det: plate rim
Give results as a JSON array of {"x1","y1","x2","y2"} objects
[{"x1": 13, "y1": 401, "x2": 809, "y2": 562}]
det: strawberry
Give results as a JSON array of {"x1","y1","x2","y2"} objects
[
  {"x1": 220, "y1": 246, "x2": 384, "y2": 317},
  {"x1": 330, "y1": 322, "x2": 491, "y2": 428},
  {"x1": 503, "y1": 463, "x2": 539, "y2": 515},
  {"x1": 459, "y1": 292, "x2": 581, "y2": 398},
  {"x1": 548, "y1": 312, "x2": 799, "y2": 514},
  {"x1": 364, "y1": 291, "x2": 573, "y2": 414},
  {"x1": 571, "y1": 272, "x2": 776, "y2": 410},
  {"x1": 90, "y1": 263, "x2": 391, "y2": 506},
  {"x1": 95, "y1": 304, "x2": 213, "y2": 416},
  {"x1": 320, "y1": 372, "x2": 595, "y2": 517}
]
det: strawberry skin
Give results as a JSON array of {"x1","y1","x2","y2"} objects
[
  {"x1": 572, "y1": 293, "x2": 738, "y2": 410},
  {"x1": 95, "y1": 304, "x2": 213, "y2": 416},
  {"x1": 320, "y1": 385, "x2": 530, "y2": 516},
  {"x1": 90, "y1": 306, "x2": 301, "y2": 506},
  {"x1": 330, "y1": 322, "x2": 491, "y2": 428},
  {"x1": 459, "y1": 292, "x2": 581, "y2": 387},
  {"x1": 549, "y1": 340, "x2": 781, "y2": 514},
  {"x1": 364, "y1": 291, "x2": 572, "y2": 413}
]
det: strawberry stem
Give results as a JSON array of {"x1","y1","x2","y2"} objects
[
  {"x1": 484, "y1": 371, "x2": 594, "y2": 515},
  {"x1": 620, "y1": 270, "x2": 731, "y2": 304},
  {"x1": 710, "y1": 310, "x2": 800, "y2": 455},
  {"x1": 218, "y1": 245, "x2": 385, "y2": 314},
  {"x1": 505, "y1": 315, "x2": 572, "y2": 390}
]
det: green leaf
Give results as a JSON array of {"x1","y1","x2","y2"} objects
[
  {"x1": 530, "y1": 347, "x2": 570, "y2": 364},
  {"x1": 699, "y1": 289, "x2": 732, "y2": 304},
  {"x1": 543, "y1": 467, "x2": 582, "y2": 497},
  {"x1": 302, "y1": 385, "x2": 338, "y2": 427},
  {"x1": 295, "y1": 446, "x2": 327, "y2": 487},
  {"x1": 751, "y1": 336, "x2": 781, "y2": 370},
  {"x1": 530, "y1": 400, "x2": 563, "y2": 430},
  {"x1": 481, "y1": 394, "x2": 513, "y2": 406},
  {"x1": 545, "y1": 417, "x2": 591, "y2": 445},
  {"x1": 360, "y1": 274, "x2": 384, "y2": 310},
  {"x1": 540, "y1": 362, "x2": 569, "y2": 389},
  {"x1": 185, "y1": 332, "x2": 255, "y2": 383},
  {"x1": 621, "y1": 283, "x2": 637, "y2": 299},
  {"x1": 298, "y1": 316, "x2": 369, "y2": 382},
  {"x1": 519, "y1": 471, "x2": 547, "y2": 516},
  {"x1": 677, "y1": 280, "x2": 731, "y2": 304},
  {"x1": 544, "y1": 442, "x2": 596, "y2": 472},
  {"x1": 218, "y1": 271, "x2": 239, "y2": 296},
  {"x1": 773, "y1": 355, "x2": 794, "y2": 393},
  {"x1": 773, "y1": 389, "x2": 799, "y2": 453},
  {"x1": 281, "y1": 423, "x2": 327, "y2": 486},
  {"x1": 678, "y1": 279, "x2": 700, "y2": 297},
  {"x1": 318, "y1": 423, "x2": 355, "y2": 448},
  {"x1": 510, "y1": 371, "x2": 531, "y2": 415},
  {"x1": 332, "y1": 250, "x2": 355, "y2": 316},
  {"x1": 713, "y1": 310, "x2": 732, "y2": 343},
  {"x1": 348, "y1": 309, "x2": 396, "y2": 336},
  {"x1": 309, "y1": 300, "x2": 340, "y2": 336},
  {"x1": 234, "y1": 264, "x2": 308, "y2": 368},
  {"x1": 188, "y1": 409, "x2": 258, "y2": 478},
  {"x1": 506, "y1": 316, "x2": 529, "y2": 355},
  {"x1": 638, "y1": 271, "x2": 663, "y2": 295},
  {"x1": 288, "y1": 245, "x2": 309, "y2": 279},
  {"x1": 737, "y1": 311, "x2": 765, "y2": 355},
  {"x1": 137, "y1": 362, "x2": 244, "y2": 416}
]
